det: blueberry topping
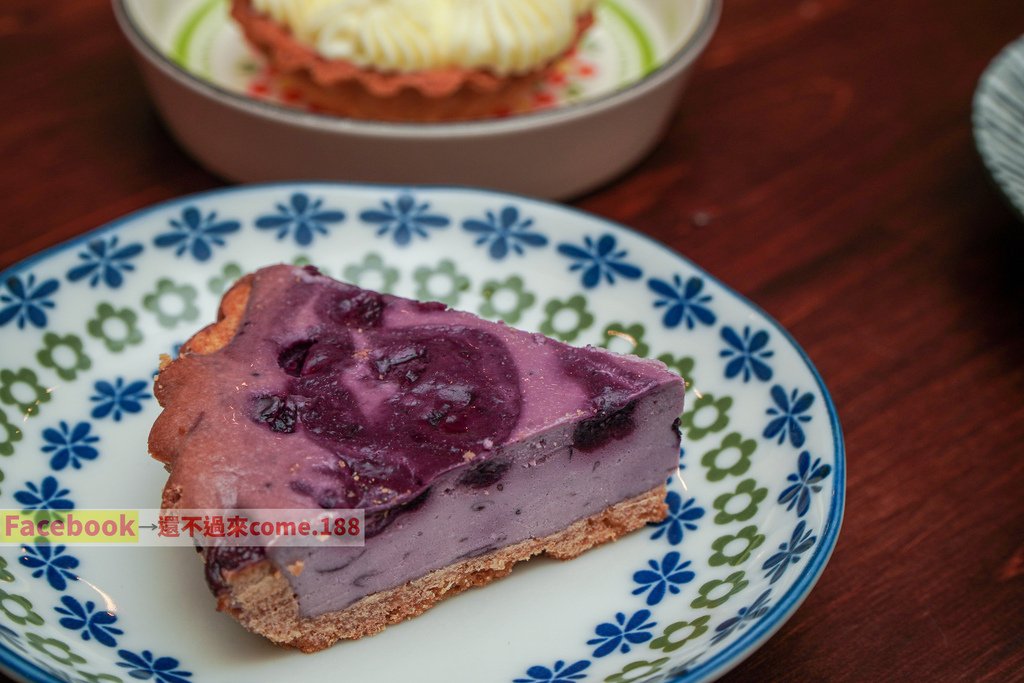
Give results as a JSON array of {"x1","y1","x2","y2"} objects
[
  {"x1": 278, "y1": 339, "x2": 315, "y2": 377},
  {"x1": 250, "y1": 322, "x2": 520, "y2": 530},
  {"x1": 459, "y1": 458, "x2": 512, "y2": 489},
  {"x1": 289, "y1": 480, "x2": 314, "y2": 497},
  {"x1": 373, "y1": 344, "x2": 426, "y2": 378},
  {"x1": 558, "y1": 349, "x2": 649, "y2": 452},
  {"x1": 364, "y1": 486, "x2": 431, "y2": 536},
  {"x1": 315, "y1": 489, "x2": 346, "y2": 509},
  {"x1": 298, "y1": 388, "x2": 364, "y2": 441},
  {"x1": 322, "y1": 289, "x2": 384, "y2": 328},
  {"x1": 204, "y1": 545, "x2": 267, "y2": 594},
  {"x1": 231, "y1": 274, "x2": 528, "y2": 536},
  {"x1": 573, "y1": 398, "x2": 637, "y2": 452},
  {"x1": 289, "y1": 477, "x2": 354, "y2": 510},
  {"x1": 414, "y1": 301, "x2": 447, "y2": 312},
  {"x1": 300, "y1": 335, "x2": 355, "y2": 376},
  {"x1": 420, "y1": 383, "x2": 474, "y2": 430},
  {"x1": 253, "y1": 394, "x2": 298, "y2": 433},
  {"x1": 400, "y1": 486, "x2": 431, "y2": 513},
  {"x1": 373, "y1": 327, "x2": 519, "y2": 448}
]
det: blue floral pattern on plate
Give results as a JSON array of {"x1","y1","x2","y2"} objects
[
  {"x1": 18, "y1": 543, "x2": 79, "y2": 591},
  {"x1": 587, "y1": 610, "x2": 657, "y2": 657},
  {"x1": 557, "y1": 234, "x2": 643, "y2": 288},
  {"x1": 255, "y1": 193, "x2": 345, "y2": 246},
  {"x1": 153, "y1": 207, "x2": 240, "y2": 261},
  {"x1": 66, "y1": 237, "x2": 144, "y2": 289},
  {"x1": 762, "y1": 521, "x2": 817, "y2": 584},
  {"x1": 0, "y1": 274, "x2": 59, "y2": 330},
  {"x1": 89, "y1": 378, "x2": 151, "y2": 422},
  {"x1": 41, "y1": 422, "x2": 100, "y2": 471},
  {"x1": 0, "y1": 183, "x2": 843, "y2": 683},
  {"x1": 14, "y1": 477, "x2": 74, "y2": 513},
  {"x1": 359, "y1": 193, "x2": 450, "y2": 245},
  {"x1": 647, "y1": 275, "x2": 716, "y2": 330},
  {"x1": 710, "y1": 591, "x2": 772, "y2": 645},
  {"x1": 513, "y1": 659, "x2": 590, "y2": 683},
  {"x1": 763, "y1": 385, "x2": 814, "y2": 448},
  {"x1": 117, "y1": 649, "x2": 193, "y2": 683},
  {"x1": 632, "y1": 551, "x2": 696, "y2": 606},
  {"x1": 778, "y1": 452, "x2": 833, "y2": 517},
  {"x1": 720, "y1": 326, "x2": 773, "y2": 382},
  {"x1": 649, "y1": 492, "x2": 705, "y2": 546},
  {"x1": 463, "y1": 206, "x2": 549, "y2": 260},
  {"x1": 55, "y1": 596, "x2": 123, "y2": 648}
]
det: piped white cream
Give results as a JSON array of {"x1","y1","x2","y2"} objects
[{"x1": 250, "y1": 0, "x2": 597, "y2": 74}]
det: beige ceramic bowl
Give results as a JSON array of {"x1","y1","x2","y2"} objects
[{"x1": 113, "y1": 0, "x2": 720, "y2": 200}]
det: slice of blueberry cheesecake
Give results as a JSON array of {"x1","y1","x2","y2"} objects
[{"x1": 149, "y1": 264, "x2": 684, "y2": 652}]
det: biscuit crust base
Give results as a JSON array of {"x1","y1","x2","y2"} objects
[
  {"x1": 219, "y1": 486, "x2": 666, "y2": 653},
  {"x1": 152, "y1": 273, "x2": 668, "y2": 652}
]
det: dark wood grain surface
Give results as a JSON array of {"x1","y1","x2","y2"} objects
[{"x1": 2, "y1": 1, "x2": 1023, "y2": 681}]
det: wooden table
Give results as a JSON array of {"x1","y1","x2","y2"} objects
[{"x1": 3, "y1": 1, "x2": 1023, "y2": 681}]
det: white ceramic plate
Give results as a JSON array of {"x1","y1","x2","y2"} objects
[
  {"x1": 0, "y1": 184, "x2": 844, "y2": 683},
  {"x1": 974, "y1": 33, "x2": 1024, "y2": 220},
  {"x1": 167, "y1": 0, "x2": 673, "y2": 117},
  {"x1": 113, "y1": 1, "x2": 720, "y2": 199}
]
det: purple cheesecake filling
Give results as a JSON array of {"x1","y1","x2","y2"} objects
[
  {"x1": 157, "y1": 265, "x2": 683, "y2": 615},
  {"x1": 269, "y1": 382, "x2": 681, "y2": 616}
]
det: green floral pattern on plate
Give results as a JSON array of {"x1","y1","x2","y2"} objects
[
  {"x1": 701, "y1": 432, "x2": 757, "y2": 482},
  {"x1": 691, "y1": 572, "x2": 749, "y2": 610},
  {"x1": 0, "y1": 408, "x2": 23, "y2": 456},
  {"x1": 86, "y1": 303, "x2": 143, "y2": 353},
  {"x1": 650, "y1": 616, "x2": 711, "y2": 653},
  {"x1": 680, "y1": 393, "x2": 732, "y2": 441},
  {"x1": 0, "y1": 368, "x2": 51, "y2": 418},
  {"x1": 712, "y1": 479, "x2": 769, "y2": 524},
  {"x1": 36, "y1": 332, "x2": 92, "y2": 382},
  {"x1": 479, "y1": 276, "x2": 536, "y2": 324},
  {"x1": 605, "y1": 657, "x2": 670, "y2": 683},
  {"x1": 413, "y1": 259, "x2": 470, "y2": 306},
  {"x1": 207, "y1": 262, "x2": 243, "y2": 295},
  {"x1": 142, "y1": 278, "x2": 199, "y2": 328},
  {"x1": 600, "y1": 322, "x2": 649, "y2": 357},
  {"x1": 78, "y1": 672, "x2": 123, "y2": 683},
  {"x1": 0, "y1": 589, "x2": 44, "y2": 626},
  {"x1": 709, "y1": 526, "x2": 766, "y2": 567},
  {"x1": 343, "y1": 252, "x2": 399, "y2": 293},
  {"x1": 657, "y1": 353, "x2": 696, "y2": 390},
  {"x1": 540, "y1": 295, "x2": 595, "y2": 342},
  {"x1": 26, "y1": 633, "x2": 86, "y2": 667}
]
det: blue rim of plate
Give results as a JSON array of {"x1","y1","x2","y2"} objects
[
  {"x1": 0, "y1": 182, "x2": 845, "y2": 683},
  {"x1": 973, "y1": 33, "x2": 1024, "y2": 220}
]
